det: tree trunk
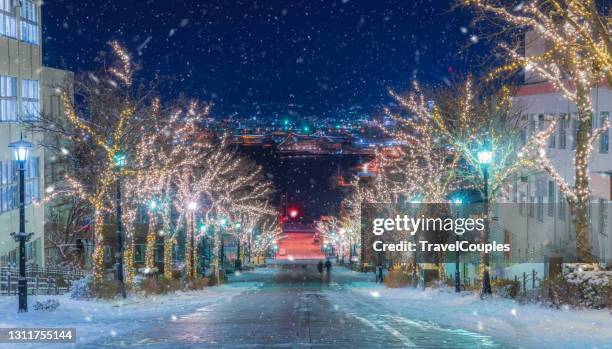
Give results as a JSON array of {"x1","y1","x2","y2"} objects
[
  {"x1": 185, "y1": 216, "x2": 192, "y2": 279},
  {"x1": 573, "y1": 86, "x2": 594, "y2": 263},
  {"x1": 145, "y1": 213, "x2": 157, "y2": 270},
  {"x1": 92, "y1": 213, "x2": 106, "y2": 284},
  {"x1": 162, "y1": 208, "x2": 173, "y2": 279}
]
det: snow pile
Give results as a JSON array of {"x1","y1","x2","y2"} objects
[{"x1": 328, "y1": 281, "x2": 612, "y2": 349}]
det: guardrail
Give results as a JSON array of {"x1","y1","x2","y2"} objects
[{"x1": 0, "y1": 266, "x2": 84, "y2": 296}]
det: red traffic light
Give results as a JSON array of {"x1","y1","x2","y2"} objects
[{"x1": 289, "y1": 208, "x2": 299, "y2": 219}]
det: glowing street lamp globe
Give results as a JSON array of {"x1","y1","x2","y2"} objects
[
  {"x1": 477, "y1": 143, "x2": 493, "y2": 165},
  {"x1": 187, "y1": 201, "x2": 197, "y2": 211},
  {"x1": 113, "y1": 151, "x2": 127, "y2": 168},
  {"x1": 8, "y1": 139, "x2": 33, "y2": 163}
]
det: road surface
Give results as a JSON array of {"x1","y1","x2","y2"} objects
[{"x1": 88, "y1": 267, "x2": 507, "y2": 348}]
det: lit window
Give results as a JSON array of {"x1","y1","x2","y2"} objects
[
  {"x1": 20, "y1": 0, "x2": 37, "y2": 44},
  {"x1": 0, "y1": 0, "x2": 16, "y2": 39},
  {"x1": 22, "y1": 79, "x2": 39, "y2": 120},
  {"x1": 600, "y1": 112, "x2": 609, "y2": 154},
  {"x1": 558, "y1": 114, "x2": 567, "y2": 149},
  {"x1": 0, "y1": 75, "x2": 17, "y2": 121}
]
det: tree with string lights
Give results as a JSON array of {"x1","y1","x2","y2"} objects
[
  {"x1": 389, "y1": 75, "x2": 557, "y2": 291},
  {"x1": 464, "y1": 0, "x2": 611, "y2": 262},
  {"x1": 48, "y1": 42, "x2": 162, "y2": 285}
]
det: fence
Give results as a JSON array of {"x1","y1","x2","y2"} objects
[{"x1": 0, "y1": 266, "x2": 84, "y2": 296}]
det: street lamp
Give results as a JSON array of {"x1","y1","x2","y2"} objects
[
  {"x1": 113, "y1": 151, "x2": 126, "y2": 298},
  {"x1": 450, "y1": 196, "x2": 463, "y2": 293},
  {"x1": 478, "y1": 143, "x2": 493, "y2": 296},
  {"x1": 187, "y1": 202, "x2": 197, "y2": 277},
  {"x1": 8, "y1": 138, "x2": 33, "y2": 312}
]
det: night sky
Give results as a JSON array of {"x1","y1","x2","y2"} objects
[{"x1": 43, "y1": 0, "x2": 487, "y2": 117}]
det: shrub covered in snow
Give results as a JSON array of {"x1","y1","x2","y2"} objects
[
  {"x1": 69, "y1": 275, "x2": 94, "y2": 300},
  {"x1": 543, "y1": 264, "x2": 612, "y2": 309},
  {"x1": 33, "y1": 299, "x2": 60, "y2": 311}
]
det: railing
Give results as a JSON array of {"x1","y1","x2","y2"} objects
[{"x1": 0, "y1": 266, "x2": 84, "y2": 296}]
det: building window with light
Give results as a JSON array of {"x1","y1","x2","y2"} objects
[
  {"x1": 20, "y1": 0, "x2": 38, "y2": 45},
  {"x1": 571, "y1": 114, "x2": 578, "y2": 150},
  {"x1": 0, "y1": 0, "x2": 16, "y2": 39},
  {"x1": 600, "y1": 112, "x2": 609, "y2": 154},
  {"x1": 21, "y1": 79, "x2": 39, "y2": 120},
  {"x1": 558, "y1": 189, "x2": 566, "y2": 221},
  {"x1": 0, "y1": 75, "x2": 18, "y2": 121},
  {"x1": 0, "y1": 156, "x2": 39, "y2": 212},
  {"x1": 547, "y1": 114, "x2": 556, "y2": 148},
  {"x1": 558, "y1": 115, "x2": 567, "y2": 149},
  {"x1": 547, "y1": 181, "x2": 555, "y2": 217}
]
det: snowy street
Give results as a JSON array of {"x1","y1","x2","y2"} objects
[
  {"x1": 67, "y1": 267, "x2": 508, "y2": 348},
  {"x1": 4, "y1": 267, "x2": 610, "y2": 348}
]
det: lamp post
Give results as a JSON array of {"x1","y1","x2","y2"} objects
[
  {"x1": 9, "y1": 138, "x2": 33, "y2": 312},
  {"x1": 477, "y1": 144, "x2": 493, "y2": 296},
  {"x1": 451, "y1": 197, "x2": 463, "y2": 293},
  {"x1": 188, "y1": 201, "x2": 197, "y2": 278},
  {"x1": 113, "y1": 151, "x2": 126, "y2": 298}
]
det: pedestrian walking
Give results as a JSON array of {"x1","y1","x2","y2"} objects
[
  {"x1": 317, "y1": 260, "x2": 324, "y2": 281},
  {"x1": 377, "y1": 265, "x2": 384, "y2": 284},
  {"x1": 324, "y1": 259, "x2": 332, "y2": 284}
]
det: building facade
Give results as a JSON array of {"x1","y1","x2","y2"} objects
[
  {"x1": 0, "y1": 0, "x2": 73, "y2": 268},
  {"x1": 491, "y1": 32, "x2": 612, "y2": 282}
]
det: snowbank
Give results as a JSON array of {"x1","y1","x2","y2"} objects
[
  {"x1": 0, "y1": 281, "x2": 262, "y2": 348},
  {"x1": 327, "y1": 282, "x2": 612, "y2": 349}
]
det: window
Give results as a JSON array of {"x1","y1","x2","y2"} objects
[
  {"x1": 21, "y1": 79, "x2": 39, "y2": 120},
  {"x1": 135, "y1": 244, "x2": 145, "y2": 263},
  {"x1": 571, "y1": 114, "x2": 578, "y2": 150},
  {"x1": 0, "y1": 76, "x2": 17, "y2": 121},
  {"x1": 529, "y1": 114, "x2": 536, "y2": 135},
  {"x1": 537, "y1": 195, "x2": 544, "y2": 221},
  {"x1": 0, "y1": 157, "x2": 39, "y2": 213},
  {"x1": 547, "y1": 114, "x2": 556, "y2": 148},
  {"x1": 529, "y1": 195, "x2": 535, "y2": 218},
  {"x1": 547, "y1": 181, "x2": 555, "y2": 217},
  {"x1": 598, "y1": 199, "x2": 607, "y2": 236},
  {"x1": 104, "y1": 245, "x2": 112, "y2": 263},
  {"x1": 558, "y1": 189, "x2": 566, "y2": 220},
  {"x1": 600, "y1": 112, "x2": 609, "y2": 154},
  {"x1": 19, "y1": 0, "x2": 37, "y2": 44},
  {"x1": 0, "y1": 0, "x2": 16, "y2": 39},
  {"x1": 558, "y1": 114, "x2": 567, "y2": 149}
]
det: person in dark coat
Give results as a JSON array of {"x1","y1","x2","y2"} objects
[
  {"x1": 324, "y1": 259, "x2": 332, "y2": 283},
  {"x1": 377, "y1": 265, "x2": 384, "y2": 283},
  {"x1": 317, "y1": 260, "x2": 324, "y2": 280}
]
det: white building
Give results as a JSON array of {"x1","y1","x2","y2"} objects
[
  {"x1": 0, "y1": 0, "x2": 72, "y2": 268},
  {"x1": 492, "y1": 31, "x2": 612, "y2": 281}
]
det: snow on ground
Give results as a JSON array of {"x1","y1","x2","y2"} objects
[
  {"x1": 325, "y1": 278, "x2": 612, "y2": 349},
  {"x1": 0, "y1": 280, "x2": 263, "y2": 348}
]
